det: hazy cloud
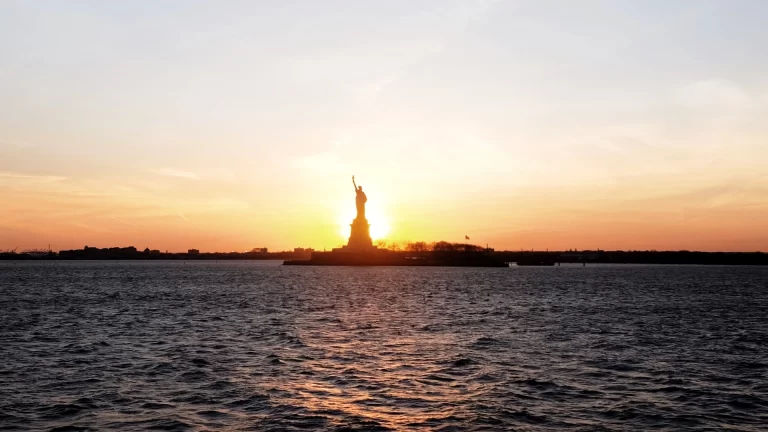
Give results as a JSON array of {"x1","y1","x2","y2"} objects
[
  {"x1": 678, "y1": 79, "x2": 754, "y2": 112},
  {"x1": 153, "y1": 168, "x2": 199, "y2": 180},
  {"x1": 297, "y1": 152, "x2": 349, "y2": 173},
  {"x1": 0, "y1": 140, "x2": 35, "y2": 149},
  {"x1": 0, "y1": 171, "x2": 67, "y2": 182}
]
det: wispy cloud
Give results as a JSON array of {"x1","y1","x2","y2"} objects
[
  {"x1": 677, "y1": 79, "x2": 755, "y2": 112},
  {"x1": 153, "y1": 168, "x2": 199, "y2": 180},
  {"x1": 175, "y1": 211, "x2": 203, "y2": 230},
  {"x1": 110, "y1": 217, "x2": 138, "y2": 227},
  {"x1": 68, "y1": 222, "x2": 113, "y2": 233},
  {"x1": 0, "y1": 171, "x2": 67, "y2": 182},
  {"x1": 0, "y1": 140, "x2": 35, "y2": 149},
  {"x1": 297, "y1": 152, "x2": 349, "y2": 173}
]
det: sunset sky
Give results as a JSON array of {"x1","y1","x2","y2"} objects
[{"x1": 2, "y1": 0, "x2": 768, "y2": 252}]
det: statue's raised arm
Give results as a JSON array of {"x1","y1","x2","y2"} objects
[{"x1": 352, "y1": 175, "x2": 357, "y2": 191}]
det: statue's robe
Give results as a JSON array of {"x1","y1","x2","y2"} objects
[{"x1": 355, "y1": 190, "x2": 367, "y2": 220}]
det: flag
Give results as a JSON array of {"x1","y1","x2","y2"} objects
[{"x1": 465, "y1": 235, "x2": 470, "y2": 240}]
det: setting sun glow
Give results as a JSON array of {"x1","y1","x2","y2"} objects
[{"x1": 338, "y1": 205, "x2": 391, "y2": 241}]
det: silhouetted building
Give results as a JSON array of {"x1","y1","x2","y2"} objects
[
  {"x1": 188, "y1": 249, "x2": 200, "y2": 255},
  {"x1": 59, "y1": 245, "x2": 141, "y2": 259}
]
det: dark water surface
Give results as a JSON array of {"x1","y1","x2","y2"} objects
[{"x1": 1, "y1": 262, "x2": 767, "y2": 431}]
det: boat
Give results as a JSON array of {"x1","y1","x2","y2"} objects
[
  {"x1": 515, "y1": 259, "x2": 556, "y2": 266},
  {"x1": 515, "y1": 253, "x2": 556, "y2": 266}
]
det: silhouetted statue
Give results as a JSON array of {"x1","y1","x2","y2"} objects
[{"x1": 352, "y1": 175, "x2": 367, "y2": 220}]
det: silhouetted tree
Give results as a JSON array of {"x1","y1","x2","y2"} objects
[
  {"x1": 433, "y1": 241, "x2": 454, "y2": 252},
  {"x1": 405, "y1": 241, "x2": 429, "y2": 252}
]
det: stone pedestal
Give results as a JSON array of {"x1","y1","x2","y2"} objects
[{"x1": 346, "y1": 217, "x2": 373, "y2": 250}]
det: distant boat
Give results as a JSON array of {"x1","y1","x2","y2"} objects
[
  {"x1": 516, "y1": 260, "x2": 555, "y2": 266},
  {"x1": 515, "y1": 254, "x2": 556, "y2": 266}
]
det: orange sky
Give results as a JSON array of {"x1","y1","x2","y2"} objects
[
  {"x1": 2, "y1": 2, "x2": 768, "y2": 252},
  {"x1": 2, "y1": 167, "x2": 767, "y2": 252}
]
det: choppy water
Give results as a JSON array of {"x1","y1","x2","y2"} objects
[{"x1": 1, "y1": 262, "x2": 767, "y2": 431}]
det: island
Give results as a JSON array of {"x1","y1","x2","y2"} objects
[{"x1": 284, "y1": 176, "x2": 508, "y2": 267}]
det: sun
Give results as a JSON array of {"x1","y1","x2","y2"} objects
[
  {"x1": 338, "y1": 205, "x2": 391, "y2": 241},
  {"x1": 368, "y1": 212, "x2": 391, "y2": 240}
]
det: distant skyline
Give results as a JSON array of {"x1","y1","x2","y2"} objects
[{"x1": 2, "y1": 0, "x2": 768, "y2": 252}]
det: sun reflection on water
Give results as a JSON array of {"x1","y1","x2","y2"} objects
[{"x1": 252, "y1": 271, "x2": 482, "y2": 429}]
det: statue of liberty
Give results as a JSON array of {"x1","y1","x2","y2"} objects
[{"x1": 352, "y1": 175, "x2": 367, "y2": 220}]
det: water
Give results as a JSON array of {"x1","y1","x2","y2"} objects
[{"x1": 1, "y1": 262, "x2": 767, "y2": 431}]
